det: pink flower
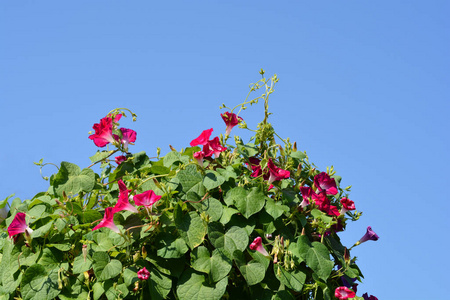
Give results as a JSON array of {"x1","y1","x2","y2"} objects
[
  {"x1": 221, "y1": 111, "x2": 243, "y2": 136},
  {"x1": 137, "y1": 267, "x2": 150, "y2": 280},
  {"x1": 115, "y1": 155, "x2": 127, "y2": 165},
  {"x1": 112, "y1": 180, "x2": 138, "y2": 214},
  {"x1": 334, "y1": 286, "x2": 356, "y2": 300},
  {"x1": 190, "y1": 128, "x2": 213, "y2": 147},
  {"x1": 89, "y1": 116, "x2": 117, "y2": 147},
  {"x1": 314, "y1": 193, "x2": 340, "y2": 216},
  {"x1": 133, "y1": 190, "x2": 161, "y2": 208},
  {"x1": 267, "y1": 159, "x2": 290, "y2": 184},
  {"x1": 249, "y1": 236, "x2": 269, "y2": 256},
  {"x1": 92, "y1": 207, "x2": 120, "y2": 233},
  {"x1": 362, "y1": 293, "x2": 378, "y2": 300},
  {"x1": 314, "y1": 172, "x2": 338, "y2": 195},
  {"x1": 8, "y1": 212, "x2": 33, "y2": 238},
  {"x1": 193, "y1": 151, "x2": 205, "y2": 167},
  {"x1": 203, "y1": 137, "x2": 227, "y2": 158},
  {"x1": 299, "y1": 186, "x2": 317, "y2": 208},
  {"x1": 356, "y1": 226, "x2": 379, "y2": 245},
  {"x1": 246, "y1": 157, "x2": 264, "y2": 178},
  {"x1": 118, "y1": 128, "x2": 137, "y2": 152},
  {"x1": 340, "y1": 197, "x2": 355, "y2": 215}
]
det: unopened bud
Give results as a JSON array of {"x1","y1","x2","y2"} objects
[{"x1": 142, "y1": 246, "x2": 147, "y2": 259}]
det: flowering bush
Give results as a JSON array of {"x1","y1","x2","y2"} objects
[{"x1": 0, "y1": 71, "x2": 379, "y2": 300}]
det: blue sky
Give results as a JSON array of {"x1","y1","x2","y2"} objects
[{"x1": 1, "y1": 1, "x2": 449, "y2": 299}]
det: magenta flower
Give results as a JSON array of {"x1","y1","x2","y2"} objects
[
  {"x1": 137, "y1": 267, "x2": 150, "y2": 280},
  {"x1": 89, "y1": 116, "x2": 117, "y2": 147},
  {"x1": 355, "y1": 226, "x2": 379, "y2": 246},
  {"x1": 314, "y1": 172, "x2": 338, "y2": 195},
  {"x1": 203, "y1": 137, "x2": 227, "y2": 158},
  {"x1": 118, "y1": 128, "x2": 137, "y2": 152},
  {"x1": 92, "y1": 207, "x2": 120, "y2": 233},
  {"x1": 334, "y1": 286, "x2": 356, "y2": 300},
  {"x1": 190, "y1": 128, "x2": 213, "y2": 147},
  {"x1": 267, "y1": 159, "x2": 290, "y2": 184},
  {"x1": 133, "y1": 190, "x2": 161, "y2": 208},
  {"x1": 249, "y1": 236, "x2": 269, "y2": 256},
  {"x1": 8, "y1": 212, "x2": 33, "y2": 238},
  {"x1": 115, "y1": 155, "x2": 127, "y2": 165},
  {"x1": 193, "y1": 151, "x2": 205, "y2": 167},
  {"x1": 221, "y1": 111, "x2": 243, "y2": 136},
  {"x1": 340, "y1": 197, "x2": 355, "y2": 215},
  {"x1": 299, "y1": 186, "x2": 317, "y2": 208},
  {"x1": 112, "y1": 181, "x2": 138, "y2": 214},
  {"x1": 362, "y1": 293, "x2": 378, "y2": 300}
]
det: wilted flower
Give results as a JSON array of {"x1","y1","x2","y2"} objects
[
  {"x1": 362, "y1": 293, "x2": 378, "y2": 300},
  {"x1": 249, "y1": 236, "x2": 269, "y2": 256},
  {"x1": 221, "y1": 111, "x2": 243, "y2": 136},
  {"x1": 334, "y1": 286, "x2": 356, "y2": 300},
  {"x1": 137, "y1": 267, "x2": 150, "y2": 280},
  {"x1": 92, "y1": 207, "x2": 120, "y2": 233},
  {"x1": 314, "y1": 172, "x2": 338, "y2": 195}
]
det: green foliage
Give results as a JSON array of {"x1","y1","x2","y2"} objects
[{"x1": 0, "y1": 73, "x2": 373, "y2": 299}]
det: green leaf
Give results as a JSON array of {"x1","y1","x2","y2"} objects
[
  {"x1": 104, "y1": 282, "x2": 128, "y2": 300},
  {"x1": 31, "y1": 220, "x2": 53, "y2": 238},
  {"x1": 226, "y1": 186, "x2": 265, "y2": 218},
  {"x1": 177, "y1": 165, "x2": 206, "y2": 198},
  {"x1": 92, "y1": 252, "x2": 122, "y2": 281},
  {"x1": 52, "y1": 162, "x2": 96, "y2": 196},
  {"x1": 191, "y1": 246, "x2": 232, "y2": 282},
  {"x1": 149, "y1": 267, "x2": 172, "y2": 300},
  {"x1": 0, "y1": 194, "x2": 14, "y2": 209},
  {"x1": 27, "y1": 204, "x2": 47, "y2": 222},
  {"x1": 234, "y1": 251, "x2": 266, "y2": 285},
  {"x1": 163, "y1": 151, "x2": 189, "y2": 168},
  {"x1": 93, "y1": 282, "x2": 105, "y2": 300},
  {"x1": 274, "y1": 264, "x2": 306, "y2": 292},
  {"x1": 290, "y1": 151, "x2": 306, "y2": 160},
  {"x1": 92, "y1": 232, "x2": 116, "y2": 252},
  {"x1": 305, "y1": 242, "x2": 334, "y2": 281},
  {"x1": 219, "y1": 207, "x2": 238, "y2": 224},
  {"x1": 73, "y1": 253, "x2": 93, "y2": 274},
  {"x1": 156, "y1": 233, "x2": 189, "y2": 259},
  {"x1": 80, "y1": 210, "x2": 103, "y2": 224},
  {"x1": 274, "y1": 290, "x2": 295, "y2": 300},
  {"x1": 175, "y1": 211, "x2": 207, "y2": 249},
  {"x1": 209, "y1": 225, "x2": 248, "y2": 258},
  {"x1": 202, "y1": 170, "x2": 226, "y2": 190},
  {"x1": 190, "y1": 197, "x2": 223, "y2": 222},
  {"x1": 265, "y1": 199, "x2": 289, "y2": 219},
  {"x1": 20, "y1": 265, "x2": 61, "y2": 300},
  {"x1": 176, "y1": 270, "x2": 227, "y2": 300},
  {"x1": 89, "y1": 150, "x2": 114, "y2": 163},
  {"x1": 216, "y1": 166, "x2": 238, "y2": 180},
  {"x1": 311, "y1": 209, "x2": 333, "y2": 226}
]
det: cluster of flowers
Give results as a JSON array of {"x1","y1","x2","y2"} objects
[{"x1": 88, "y1": 114, "x2": 137, "y2": 164}]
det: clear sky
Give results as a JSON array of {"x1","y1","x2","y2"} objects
[{"x1": 1, "y1": 1, "x2": 449, "y2": 299}]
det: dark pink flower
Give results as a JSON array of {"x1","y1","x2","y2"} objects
[
  {"x1": 118, "y1": 128, "x2": 137, "y2": 152},
  {"x1": 8, "y1": 212, "x2": 33, "y2": 238},
  {"x1": 249, "y1": 236, "x2": 269, "y2": 256},
  {"x1": 299, "y1": 186, "x2": 317, "y2": 208},
  {"x1": 207, "y1": 137, "x2": 227, "y2": 157},
  {"x1": 92, "y1": 207, "x2": 120, "y2": 233},
  {"x1": 246, "y1": 157, "x2": 263, "y2": 178},
  {"x1": 112, "y1": 180, "x2": 138, "y2": 214},
  {"x1": 314, "y1": 172, "x2": 338, "y2": 195},
  {"x1": 137, "y1": 267, "x2": 150, "y2": 280},
  {"x1": 340, "y1": 197, "x2": 355, "y2": 215},
  {"x1": 133, "y1": 190, "x2": 161, "y2": 208},
  {"x1": 190, "y1": 128, "x2": 213, "y2": 147},
  {"x1": 362, "y1": 293, "x2": 378, "y2": 300},
  {"x1": 193, "y1": 151, "x2": 205, "y2": 167},
  {"x1": 89, "y1": 116, "x2": 117, "y2": 147},
  {"x1": 221, "y1": 111, "x2": 243, "y2": 136},
  {"x1": 314, "y1": 193, "x2": 340, "y2": 216},
  {"x1": 357, "y1": 226, "x2": 379, "y2": 245},
  {"x1": 267, "y1": 159, "x2": 290, "y2": 184},
  {"x1": 334, "y1": 286, "x2": 356, "y2": 300},
  {"x1": 115, "y1": 155, "x2": 127, "y2": 165}
]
